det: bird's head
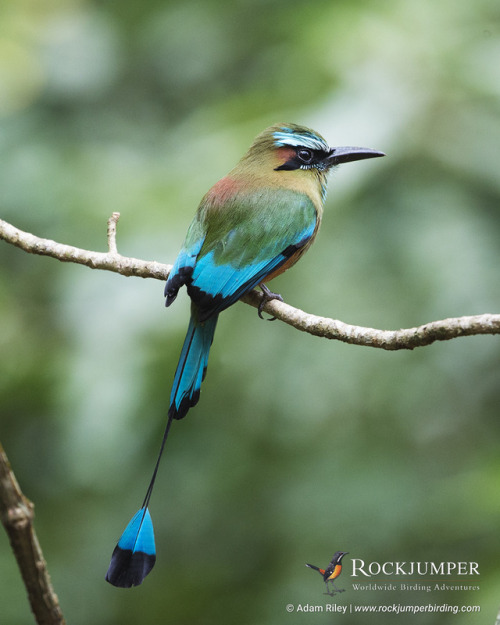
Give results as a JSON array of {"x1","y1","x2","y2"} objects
[
  {"x1": 241, "y1": 123, "x2": 384, "y2": 176},
  {"x1": 234, "y1": 124, "x2": 383, "y2": 204},
  {"x1": 333, "y1": 551, "x2": 349, "y2": 564}
]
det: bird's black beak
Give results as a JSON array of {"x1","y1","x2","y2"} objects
[{"x1": 326, "y1": 146, "x2": 385, "y2": 167}]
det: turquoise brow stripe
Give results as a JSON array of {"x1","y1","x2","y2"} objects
[{"x1": 273, "y1": 129, "x2": 329, "y2": 152}]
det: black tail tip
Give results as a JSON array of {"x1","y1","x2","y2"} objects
[
  {"x1": 168, "y1": 390, "x2": 200, "y2": 421},
  {"x1": 105, "y1": 546, "x2": 156, "y2": 588}
]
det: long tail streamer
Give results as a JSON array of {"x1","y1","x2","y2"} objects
[
  {"x1": 106, "y1": 309, "x2": 217, "y2": 587},
  {"x1": 105, "y1": 413, "x2": 174, "y2": 587}
]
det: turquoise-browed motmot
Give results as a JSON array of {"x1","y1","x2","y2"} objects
[{"x1": 106, "y1": 123, "x2": 384, "y2": 587}]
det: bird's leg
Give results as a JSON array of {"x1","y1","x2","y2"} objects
[{"x1": 258, "y1": 283, "x2": 284, "y2": 321}]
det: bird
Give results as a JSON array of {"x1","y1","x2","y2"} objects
[
  {"x1": 105, "y1": 124, "x2": 384, "y2": 587},
  {"x1": 306, "y1": 551, "x2": 349, "y2": 595}
]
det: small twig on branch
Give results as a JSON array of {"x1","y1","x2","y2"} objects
[
  {"x1": 1, "y1": 216, "x2": 499, "y2": 349},
  {"x1": 0, "y1": 443, "x2": 66, "y2": 625},
  {"x1": 107, "y1": 212, "x2": 121, "y2": 254}
]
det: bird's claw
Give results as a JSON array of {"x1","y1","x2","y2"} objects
[
  {"x1": 258, "y1": 284, "x2": 284, "y2": 320},
  {"x1": 324, "y1": 586, "x2": 344, "y2": 596}
]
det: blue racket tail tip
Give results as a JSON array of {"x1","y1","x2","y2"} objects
[{"x1": 105, "y1": 508, "x2": 156, "y2": 588}]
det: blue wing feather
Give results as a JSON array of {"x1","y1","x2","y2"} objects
[{"x1": 188, "y1": 220, "x2": 315, "y2": 318}]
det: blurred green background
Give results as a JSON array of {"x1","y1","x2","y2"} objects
[{"x1": 1, "y1": 0, "x2": 499, "y2": 623}]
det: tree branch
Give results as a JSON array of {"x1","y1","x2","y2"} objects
[
  {"x1": 0, "y1": 443, "x2": 66, "y2": 625},
  {"x1": 1, "y1": 215, "x2": 499, "y2": 349},
  {"x1": 0, "y1": 216, "x2": 171, "y2": 280},
  {"x1": 241, "y1": 290, "x2": 500, "y2": 349}
]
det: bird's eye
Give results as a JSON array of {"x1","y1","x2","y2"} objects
[{"x1": 297, "y1": 148, "x2": 313, "y2": 164}]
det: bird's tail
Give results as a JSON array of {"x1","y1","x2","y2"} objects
[
  {"x1": 169, "y1": 306, "x2": 218, "y2": 420},
  {"x1": 306, "y1": 563, "x2": 323, "y2": 574},
  {"x1": 106, "y1": 307, "x2": 218, "y2": 587},
  {"x1": 106, "y1": 411, "x2": 175, "y2": 588},
  {"x1": 105, "y1": 507, "x2": 156, "y2": 588}
]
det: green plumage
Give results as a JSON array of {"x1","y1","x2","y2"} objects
[{"x1": 190, "y1": 187, "x2": 317, "y2": 268}]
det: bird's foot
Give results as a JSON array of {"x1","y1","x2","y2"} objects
[
  {"x1": 258, "y1": 284, "x2": 283, "y2": 320},
  {"x1": 324, "y1": 586, "x2": 344, "y2": 596}
]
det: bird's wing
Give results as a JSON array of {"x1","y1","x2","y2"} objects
[{"x1": 186, "y1": 187, "x2": 317, "y2": 319}]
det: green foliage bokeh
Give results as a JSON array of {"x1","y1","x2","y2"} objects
[{"x1": 1, "y1": 0, "x2": 499, "y2": 623}]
